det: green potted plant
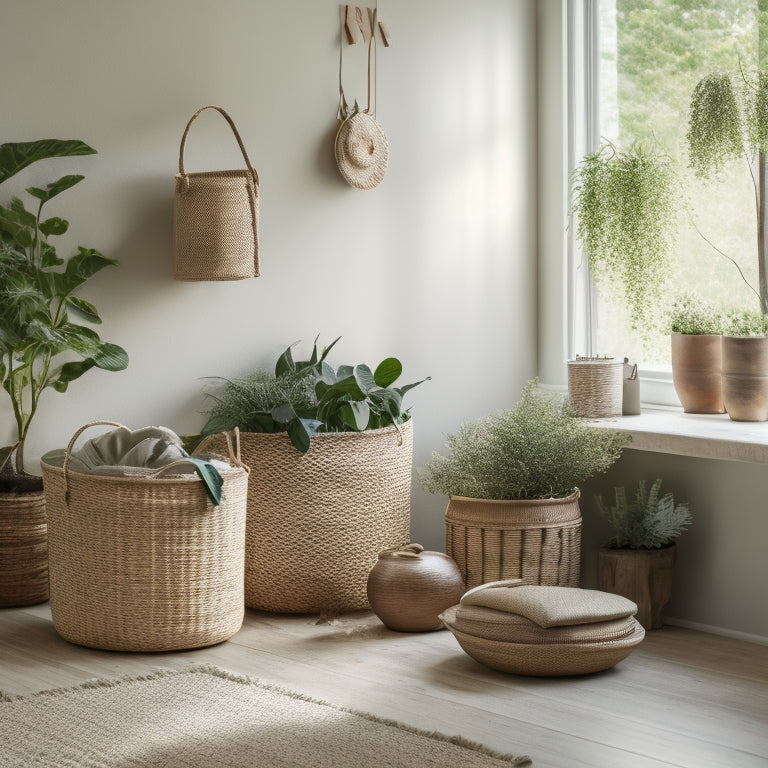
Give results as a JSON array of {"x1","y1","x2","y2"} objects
[
  {"x1": 668, "y1": 293, "x2": 726, "y2": 414},
  {"x1": 720, "y1": 309, "x2": 768, "y2": 421},
  {"x1": 0, "y1": 139, "x2": 129, "y2": 607},
  {"x1": 419, "y1": 381, "x2": 630, "y2": 589},
  {"x1": 570, "y1": 140, "x2": 679, "y2": 340},
  {"x1": 597, "y1": 478, "x2": 692, "y2": 630},
  {"x1": 195, "y1": 337, "x2": 428, "y2": 615}
]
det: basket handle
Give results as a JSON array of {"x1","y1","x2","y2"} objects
[
  {"x1": 177, "y1": 105, "x2": 259, "y2": 191},
  {"x1": 193, "y1": 428, "x2": 249, "y2": 474},
  {"x1": 61, "y1": 420, "x2": 129, "y2": 502}
]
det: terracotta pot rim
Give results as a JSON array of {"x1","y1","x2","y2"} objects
[
  {"x1": 671, "y1": 332, "x2": 722, "y2": 339},
  {"x1": 448, "y1": 488, "x2": 581, "y2": 505},
  {"x1": 599, "y1": 543, "x2": 676, "y2": 553}
]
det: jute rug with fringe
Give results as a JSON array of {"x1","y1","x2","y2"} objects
[{"x1": 0, "y1": 665, "x2": 532, "y2": 767}]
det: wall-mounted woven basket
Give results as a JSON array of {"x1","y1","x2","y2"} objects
[
  {"x1": 567, "y1": 357, "x2": 623, "y2": 418},
  {"x1": 445, "y1": 491, "x2": 582, "y2": 590}
]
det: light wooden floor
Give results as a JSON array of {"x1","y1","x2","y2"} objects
[{"x1": 1, "y1": 603, "x2": 766, "y2": 768}]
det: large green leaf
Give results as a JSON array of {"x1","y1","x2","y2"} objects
[
  {"x1": 93, "y1": 342, "x2": 129, "y2": 371},
  {"x1": 275, "y1": 342, "x2": 297, "y2": 377},
  {"x1": 373, "y1": 357, "x2": 402, "y2": 387},
  {"x1": 0, "y1": 141, "x2": 96, "y2": 186},
  {"x1": 54, "y1": 247, "x2": 118, "y2": 296},
  {"x1": 39, "y1": 217, "x2": 69, "y2": 237},
  {"x1": 26, "y1": 174, "x2": 85, "y2": 204},
  {"x1": 353, "y1": 364, "x2": 377, "y2": 394},
  {"x1": 286, "y1": 416, "x2": 323, "y2": 453},
  {"x1": 65, "y1": 296, "x2": 101, "y2": 324},
  {"x1": 51, "y1": 359, "x2": 96, "y2": 392}
]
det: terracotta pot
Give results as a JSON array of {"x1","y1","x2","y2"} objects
[
  {"x1": 670, "y1": 333, "x2": 724, "y2": 414},
  {"x1": 367, "y1": 543, "x2": 465, "y2": 632},
  {"x1": 0, "y1": 489, "x2": 49, "y2": 607},
  {"x1": 598, "y1": 545, "x2": 676, "y2": 630},
  {"x1": 721, "y1": 336, "x2": 768, "y2": 421}
]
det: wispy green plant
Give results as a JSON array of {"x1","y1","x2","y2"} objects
[
  {"x1": 571, "y1": 140, "x2": 678, "y2": 338},
  {"x1": 598, "y1": 478, "x2": 692, "y2": 550},
  {"x1": 687, "y1": 68, "x2": 768, "y2": 315},
  {"x1": 668, "y1": 293, "x2": 724, "y2": 335},
  {"x1": 723, "y1": 308, "x2": 768, "y2": 337},
  {"x1": 200, "y1": 337, "x2": 428, "y2": 453},
  {"x1": 687, "y1": 73, "x2": 744, "y2": 178},
  {"x1": 418, "y1": 381, "x2": 630, "y2": 501}
]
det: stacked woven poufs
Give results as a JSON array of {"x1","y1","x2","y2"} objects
[{"x1": 440, "y1": 580, "x2": 645, "y2": 676}]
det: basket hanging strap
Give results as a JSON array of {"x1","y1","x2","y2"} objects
[
  {"x1": 337, "y1": 3, "x2": 379, "y2": 121},
  {"x1": 176, "y1": 105, "x2": 260, "y2": 273}
]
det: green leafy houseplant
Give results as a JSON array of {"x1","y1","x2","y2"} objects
[
  {"x1": 418, "y1": 381, "x2": 630, "y2": 501},
  {"x1": 668, "y1": 293, "x2": 724, "y2": 335},
  {"x1": 200, "y1": 337, "x2": 428, "y2": 453},
  {"x1": 597, "y1": 478, "x2": 692, "y2": 550},
  {"x1": 723, "y1": 309, "x2": 768, "y2": 337},
  {"x1": 570, "y1": 140, "x2": 679, "y2": 338},
  {"x1": 0, "y1": 140, "x2": 129, "y2": 487}
]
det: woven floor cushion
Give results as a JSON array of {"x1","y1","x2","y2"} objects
[{"x1": 440, "y1": 581, "x2": 645, "y2": 676}]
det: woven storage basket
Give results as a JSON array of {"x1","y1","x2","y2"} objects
[
  {"x1": 202, "y1": 420, "x2": 413, "y2": 614},
  {"x1": 173, "y1": 105, "x2": 259, "y2": 281},
  {"x1": 40, "y1": 423, "x2": 249, "y2": 652},
  {"x1": 0, "y1": 489, "x2": 49, "y2": 607},
  {"x1": 445, "y1": 491, "x2": 581, "y2": 589},
  {"x1": 567, "y1": 358, "x2": 623, "y2": 418}
]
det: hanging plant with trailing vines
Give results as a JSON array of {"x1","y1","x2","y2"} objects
[{"x1": 571, "y1": 140, "x2": 679, "y2": 339}]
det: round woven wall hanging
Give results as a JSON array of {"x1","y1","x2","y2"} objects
[{"x1": 335, "y1": 111, "x2": 388, "y2": 190}]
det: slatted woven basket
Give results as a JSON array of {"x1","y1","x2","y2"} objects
[
  {"x1": 445, "y1": 491, "x2": 582, "y2": 589},
  {"x1": 202, "y1": 421, "x2": 413, "y2": 614},
  {"x1": 41, "y1": 423, "x2": 249, "y2": 652},
  {"x1": 0, "y1": 490, "x2": 48, "y2": 607}
]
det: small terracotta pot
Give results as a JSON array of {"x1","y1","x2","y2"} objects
[
  {"x1": 670, "y1": 333, "x2": 724, "y2": 414},
  {"x1": 721, "y1": 336, "x2": 768, "y2": 422},
  {"x1": 366, "y1": 543, "x2": 465, "y2": 632}
]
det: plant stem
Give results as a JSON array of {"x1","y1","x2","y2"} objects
[{"x1": 760, "y1": 151, "x2": 768, "y2": 314}]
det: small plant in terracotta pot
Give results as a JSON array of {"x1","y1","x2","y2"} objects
[
  {"x1": 668, "y1": 293, "x2": 725, "y2": 414},
  {"x1": 721, "y1": 310, "x2": 768, "y2": 421},
  {"x1": 597, "y1": 478, "x2": 692, "y2": 630}
]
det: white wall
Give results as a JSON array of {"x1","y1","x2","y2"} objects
[{"x1": 0, "y1": 1, "x2": 538, "y2": 550}]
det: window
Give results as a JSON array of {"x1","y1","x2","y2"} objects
[{"x1": 572, "y1": 1, "x2": 764, "y2": 370}]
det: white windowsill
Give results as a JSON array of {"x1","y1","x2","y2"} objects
[{"x1": 589, "y1": 408, "x2": 768, "y2": 464}]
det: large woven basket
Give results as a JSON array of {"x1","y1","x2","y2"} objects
[
  {"x1": 41, "y1": 423, "x2": 249, "y2": 652},
  {"x1": 0, "y1": 489, "x2": 49, "y2": 607},
  {"x1": 445, "y1": 491, "x2": 582, "y2": 589},
  {"x1": 204, "y1": 421, "x2": 413, "y2": 614}
]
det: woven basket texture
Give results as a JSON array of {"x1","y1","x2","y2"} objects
[
  {"x1": 0, "y1": 490, "x2": 49, "y2": 607},
  {"x1": 173, "y1": 170, "x2": 259, "y2": 281},
  {"x1": 445, "y1": 493, "x2": 582, "y2": 589},
  {"x1": 567, "y1": 359, "x2": 623, "y2": 417},
  {"x1": 205, "y1": 421, "x2": 413, "y2": 614},
  {"x1": 41, "y1": 460, "x2": 248, "y2": 652},
  {"x1": 441, "y1": 605, "x2": 645, "y2": 676}
]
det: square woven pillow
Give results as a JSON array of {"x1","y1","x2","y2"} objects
[{"x1": 460, "y1": 582, "x2": 637, "y2": 628}]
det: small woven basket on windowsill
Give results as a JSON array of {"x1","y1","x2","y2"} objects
[{"x1": 567, "y1": 357, "x2": 623, "y2": 418}]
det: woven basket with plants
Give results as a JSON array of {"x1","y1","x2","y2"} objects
[
  {"x1": 194, "y1": 336, "x2": 428, "y2": 614},
  {"x1": 419, "y1": 381, "x2": 630, "y2": 589}
]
